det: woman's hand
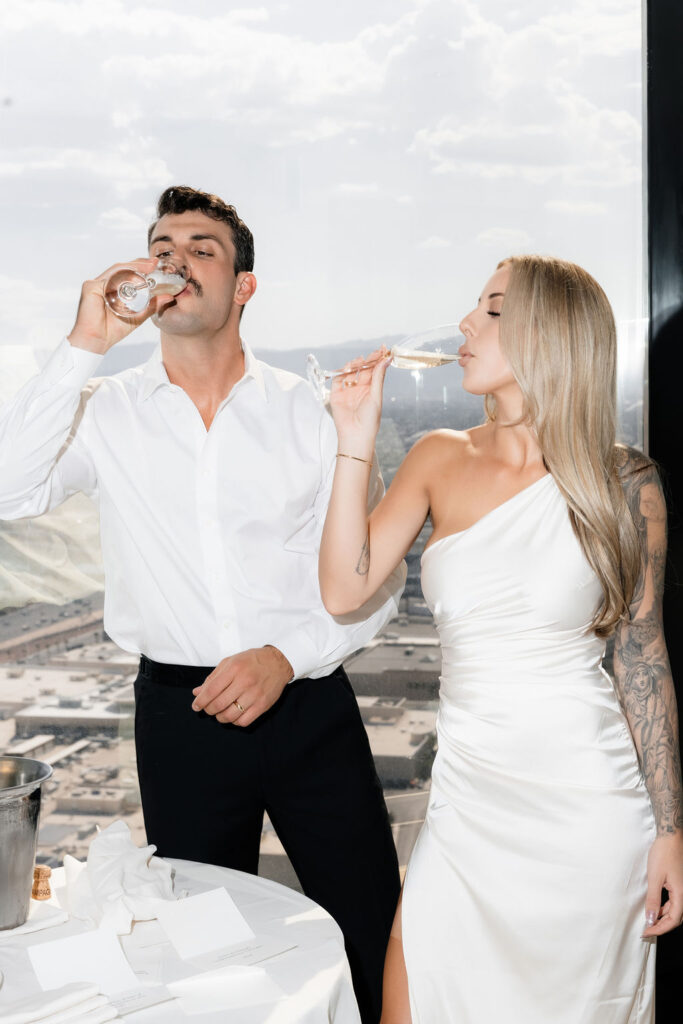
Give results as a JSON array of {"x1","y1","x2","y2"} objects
[
  {"x1": 328, "y1": 346, "x2": 392, "y2": 460},
  {"x1": 642, "y1": 832, "x2": 683, "y2": 936}
]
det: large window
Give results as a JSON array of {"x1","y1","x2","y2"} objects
[{"x1": 0, "y1": 0, "x2": 645, "y2": 881}]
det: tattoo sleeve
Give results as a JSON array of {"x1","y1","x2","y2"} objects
[
  {"x1": 355, "y1": 534, "x2": 370, "y2": 576},
  {"x1": 613, "y1": 449, "x2": 683, "y2": 835}
]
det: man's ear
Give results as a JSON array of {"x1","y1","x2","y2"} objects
[{"x1": 234, "y1": 272, "x2": 257, "y2": 307}]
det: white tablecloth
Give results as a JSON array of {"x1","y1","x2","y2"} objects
[{"x1": 0, "y1": 858, "x2": 362, "y2": 1023}]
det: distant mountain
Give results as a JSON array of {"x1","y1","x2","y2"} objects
[
  {"x1": 97, "y1": 337, "x2": 402, "y2": 378},
  {"x1": 98, "y1": 343, "x2": 155, "y2": 377},
  {"x1": 97, "y1": 334, "x2": 479, "y2": 407}
]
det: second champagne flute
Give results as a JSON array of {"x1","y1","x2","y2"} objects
[{"x1": 307, "y1": 324, "x2": 463, "y2": 400}]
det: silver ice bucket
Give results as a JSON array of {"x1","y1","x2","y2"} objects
[{"x1": 0, "y1": 756, "x2": 53, "y2": 929}]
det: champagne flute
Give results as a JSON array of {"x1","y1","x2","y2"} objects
[
  {"x1": 306, "y1": 324, "x2": 463, "y2": 401},
  {"x1": 104, "y1": 259, "x2": 188, "y2": 319}
]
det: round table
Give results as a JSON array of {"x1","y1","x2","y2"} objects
[{"x1": 0, "y1": 858, "x2": 362, "y2": 1023}]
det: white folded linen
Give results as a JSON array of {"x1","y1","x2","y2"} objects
[
  {"x1": 63, "y1": 821, "x2": 175, "y2": 935},
  {"x1": 0, "y1": 982, "x2": 119, "y2": 1024},
  {"x1": 0, "y1": 902, "x2": 69, "y2": 941},
  {"x1": 168, "y1": 965, "x2": 286, "y2": 1014},
  {"x1": 62, "y1": 1006, "x2": 119, "y2": 1023}
]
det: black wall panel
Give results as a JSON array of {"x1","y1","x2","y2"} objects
[{"x1": 647, "y1": 0, "x2": 683, "y2": 1013}]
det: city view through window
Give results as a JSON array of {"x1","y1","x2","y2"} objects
[{"x1": 0, "y1": 0, "x2": 645, "y2": 887}]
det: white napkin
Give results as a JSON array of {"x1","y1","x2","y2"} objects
[
  {"x1": 0, "y1": 902, "x2": 69, "y2": 941},
  {"x1": 0, "y1": 982, "x2": 119, "y2": 1023},
  {"x1": 168, "y1": 966, "x2": 286, "y2": 1014},
  {"x1": 63, "y1": 821, "x2": 175, "y2": 935}
]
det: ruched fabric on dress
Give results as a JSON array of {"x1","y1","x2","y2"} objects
[{"x1": 403, "y1": 474, "x2": 655, "y2": 1024}]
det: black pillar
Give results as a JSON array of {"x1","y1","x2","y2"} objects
[{"x1": 647, "y1": 0, "x2": 683, "y2": 1015}]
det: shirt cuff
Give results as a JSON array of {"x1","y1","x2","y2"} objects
[
  {"x1": 268, "y1": 632, "x2": 321, "y2": 683},
  {"x1": 42, "y1": 337, "x2": 104, "y2": 390}
]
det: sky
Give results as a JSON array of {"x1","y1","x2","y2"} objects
[
  {"x1": 0, "y1": 0, "x2": 646, "y2": 606},
  {"x1": 0, "y1": 0, "x2": 645, "y2": 357}
]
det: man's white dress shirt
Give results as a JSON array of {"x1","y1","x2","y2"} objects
[{"x1": 0, "y1": 339, "x2": 405, "y2": 676}]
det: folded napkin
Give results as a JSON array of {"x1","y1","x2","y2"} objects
[
  {"x1": 63, "y1": 821, "x2": 175, "y2": 935},
  {"x1": 0, "y1": 902, "x2": 69, "y2": 941},
  {"x1": 0, "y1": 982, "x2": 119, "y2": 1024}
]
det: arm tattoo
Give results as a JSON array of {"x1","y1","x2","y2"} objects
[
  {"x1": 613, "y1": 448, "x2": 683, "y2": 835},
  {"x1": 355, "y1": 534, "x2": 370, "y2": 576}
]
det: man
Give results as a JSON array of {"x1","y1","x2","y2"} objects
[{"x1": 0, "y1": 186, "x2": 405, "y2": 1023}]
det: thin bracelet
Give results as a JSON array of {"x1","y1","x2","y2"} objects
[{"x1": 337, "y1": 452, "x2": 372, "y2": 465}]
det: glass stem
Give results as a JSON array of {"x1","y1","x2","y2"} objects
[{"x1": 325, "y1": 354, "x2": 388, "y2": 382}]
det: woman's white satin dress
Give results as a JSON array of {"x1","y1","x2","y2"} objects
[{"x1": 403, "y1": 474, "x2": 656, "y2": 1023}]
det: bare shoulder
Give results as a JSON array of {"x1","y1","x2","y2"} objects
[
  {"x1": 393, "y1": 428, "x2": 471, "y2": 493},
  {"x1": 408, "y1": 428, "x2": 472, "y2": 464}
]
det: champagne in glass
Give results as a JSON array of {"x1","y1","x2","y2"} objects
[
  {"x1": 307, "y1": 324, "x2": 463, "y2": 400},
  {"x1": 104, "y1": 259, "x2": 187, "y2": 318}
]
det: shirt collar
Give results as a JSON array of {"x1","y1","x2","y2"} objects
[
  {"x1": 138, "y1": 345, "x2": 169, "y2": 403},
  {"x1": 241, "y1": 339, "x2": 268, "y2": 402},
  {"x1": 137, "y1": 339, "x2": 269, "y2": 404}
]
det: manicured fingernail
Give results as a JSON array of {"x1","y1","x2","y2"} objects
[
  {"x1": 192, "y1": 702, "x2": 200, "y2": 711},
  {"x1": 645, "y1": 911, "x2": 657, "y2": 927}
]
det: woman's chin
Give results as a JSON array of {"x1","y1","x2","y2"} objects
[{"x1": 460, "y1": 378, "x2": 487, "y2": 397}]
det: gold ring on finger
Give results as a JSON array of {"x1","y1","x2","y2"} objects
[{"x1": 232, "y1": 699, "x2": 246, "y2": 713}]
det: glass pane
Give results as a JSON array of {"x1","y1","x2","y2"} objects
[{"x1": 0, "y1": 0, "x2": 645, "y2": 880}]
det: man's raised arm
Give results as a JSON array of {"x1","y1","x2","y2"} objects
[
  {"x1": 0, "y1": 340, "x2": 101, "y2": 518},
  {"x1": 0, "y1": 257, "x2": 163, "y2": 519}
]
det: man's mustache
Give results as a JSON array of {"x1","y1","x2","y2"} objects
[{"x1": 155, "y1": 276, "x2": 202, "y2": 317}]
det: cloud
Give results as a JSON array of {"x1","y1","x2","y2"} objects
[
  {"x1": 539, "y1": 3, "x2": 640, "y2": 58},
  {"x1": 545, "y1": 199, "x2": 607, "y2": 216},
  {"x1": 97, "y1": 207, "x2": 149, "y2": 233},
  {"x1": 335, "y1": 182, "x2": 380, "y2": 195},
  {"x1": 407, "y1": 3, "x2": 641, "y2": 189},
  {"x1": 0, "y1": 1, "x2": 270, "y2": 36},
  {"x1": 0, "y1": 0, "x2": 645, "y2": 353},
  {"x1": 410, "y1": 94, "x2": 641, "y2": 187},
  {"x1": 417, "y1": 235, "x2": 451, "y2": 249},
  {"x1": 288, "y1": 118, "x2": 373, "y2": 143},
  {"x1": 476, "y1": 227, "x2": 532, "y2": 249},
  {"x1": 0, "y1": 273, "x2": 75, "y2": 347},
  {"x1": 100, "y1": 26, "x2": 389, "y2": 113},
  {"x1": 0, "y1": 146, "x2": 171, "y2": 197}
]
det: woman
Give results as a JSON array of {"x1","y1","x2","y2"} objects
[{"x1": 318, "y1": 255, "x2": 683, "y2": 1023}]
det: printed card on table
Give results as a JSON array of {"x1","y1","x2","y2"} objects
[{"x1": 153, "y1": 887, "x2": 256, "y2": 960}]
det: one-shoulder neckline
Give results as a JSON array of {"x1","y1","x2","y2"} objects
[{"x1": 422, "y1": 473, "x2": 555, "y2": 561}]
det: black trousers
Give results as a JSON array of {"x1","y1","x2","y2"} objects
[{"x1": 134, "y1": 658, "x2": 400, "y2": 1024}]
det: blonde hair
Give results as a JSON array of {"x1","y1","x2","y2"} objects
[{"x1": 488, "y1": 255, "x2": 642, "y2": 638}]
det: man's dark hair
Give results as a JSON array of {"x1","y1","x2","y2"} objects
[{"x1": 148, "y1": 185, "x2": 254, "y2": 274}]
